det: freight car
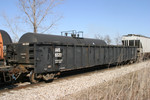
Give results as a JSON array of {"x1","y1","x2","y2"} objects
[
  {"x1": 6, "y1": 31, "x2": 137, "y2": 83},
  {"x1": 0, "y1": 30, "x2": 13, "y2": 83},
  {"x1": 122, "y1": 34, "x2": 150, "y2": 60}
]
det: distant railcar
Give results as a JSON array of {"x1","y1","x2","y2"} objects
[{"x1": 122, "y1": 34, "x2": 150, "y2": 59}]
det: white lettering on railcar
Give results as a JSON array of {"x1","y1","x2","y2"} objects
[
  {"x1": 22, "y1": 43, "x2": 29, "y2": 45},
  {"x1": 55, "y1": 59, "x2": 63, "y2": 63},
  {"x1": 20, "y1": 53, "x2": 26, "y2": 55},
  {"x1": 55, "y1": 53, "x2": 62, "y2": 57},
  {"x1": 55, "y1": 47, "x2": 63, "y2": 64},
  {"x1": 21, "y1": 56, "x2": 25, "y2": 58},
  {"x1": 59, "y1": 67, "x2": 65, "y2": 69},
  {"x1": 55, "y1": 48, "x2": 61, "y2": 52}
]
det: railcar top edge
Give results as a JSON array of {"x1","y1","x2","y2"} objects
[{"x1": 19, "y1": 32, "x2": 107, "y2": 46}]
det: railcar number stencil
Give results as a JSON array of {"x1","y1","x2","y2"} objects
[
  {"x1": 55, "y1": 48, "x2": 61, "y2": 52},
  {"x1": 55, "y1": 48, "x2": 63, "y2": 63},
  {"x1": 55, "y1": 53, "x2": 62, "y2": 57}
]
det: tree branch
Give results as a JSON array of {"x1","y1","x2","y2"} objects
[
  {"x1": 41, "y1": 16, "x2": 62, "y2": 33},
  {"x1": 2, "y1": 14, "x2": 19, "y2": 42},
  {"x1": 19, "y1": 0, "x2": 34, "y2": 25},
  {"x1": 37, "y1": 0, "x2": 56, "y2": 26}
]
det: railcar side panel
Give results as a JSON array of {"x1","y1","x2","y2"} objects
[
  {"x1": 99, "y1": 47, "x2": 104, "y2": 65},
  {"x1": 6, "y1": 43, "x2": 137, "y2": 74}
]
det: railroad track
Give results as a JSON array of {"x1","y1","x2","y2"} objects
[
  {"x1": 0, "y1": 60, "x2": 149, "y2": 100},
  {"x1": 0, "y1": 62, "x2": 134, "y2": 94}
]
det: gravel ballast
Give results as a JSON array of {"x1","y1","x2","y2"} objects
[{"x1": 0, "y1": 61, "x2": 150, "y2": 100}]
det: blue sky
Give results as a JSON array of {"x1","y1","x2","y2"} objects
[{"x1": 0, "y1": 0, "x2": 150, "y2": 41}]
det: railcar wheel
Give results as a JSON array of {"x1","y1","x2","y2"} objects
[
  {"x1": 29, "y1": 71, "x2": 39, "y2": 84},
  {"x1": 43, "y1": 73, "x2": 55, "y2": 82}
]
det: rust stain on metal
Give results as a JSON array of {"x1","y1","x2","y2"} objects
[{"x1": 9, "y1": 65, "x2": 28, "y2": 74}]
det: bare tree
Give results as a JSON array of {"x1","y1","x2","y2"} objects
[
  {"x1": 115, "y1": 33, "x2": 122, "y2": 45},
  {"x1": 95, "y1": 34, "x2": 104, "y2": 40},
  {"x1": 18, "y1": 0, "x2": 63, "y2": 33},
  {"x1": 104, "y1": 35, "x2": 111, "y2": 45},
  {"x1": 95, "y1": 34, "x2": 112, "y2": 45},
  {"x1": 2, "y1": 13, "x2": 20, "y2": 42}
]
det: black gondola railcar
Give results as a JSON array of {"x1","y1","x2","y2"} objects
[{"x1": 6, "y1": 32, "x2": 137, "y2": 83}]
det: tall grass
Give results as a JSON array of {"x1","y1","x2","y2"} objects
[
  {"x1": 101, "y1": 67, "x2": 150, "y2": 100},
  {"x1": 60, "y1": 65, "x2": 150, "y2": 100}
]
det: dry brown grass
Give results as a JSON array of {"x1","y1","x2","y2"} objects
[{"x1": 59, "y1": 66, "x2": 150, "y2": 100}]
